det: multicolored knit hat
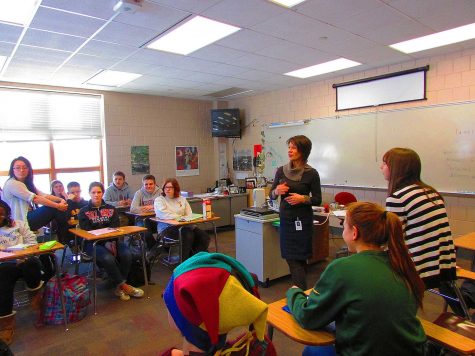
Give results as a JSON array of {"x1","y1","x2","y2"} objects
[{"x1": 163, "y1": 252, "x2": 268, "y2": 353}]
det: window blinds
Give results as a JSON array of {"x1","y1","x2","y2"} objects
[{"x1": 0, "y1": 87, "x2": 103, "y2": 142}]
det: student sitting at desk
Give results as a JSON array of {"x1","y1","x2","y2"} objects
[
  {"x1": 0, "y1": 200, "x2": 51, "y2": 345},
  {"x1": 78, "y1": 182, "x2": 144, "y2": 301},
  {"x1": 154, "y1": 178, "x2": 210, "y2": 261},
  {"x1": 104, "y1": 171, "x2": 132, "y2": 208},
  {"x1": 287, "y1": 202, "x2": 426, "y2": 356},
  {"x1": 50, "y1": 180, "x2": 68, "y2": 201},
  {"x1": 130, "y1": 174, "x2": 161, "y2": 249},
  {"x1": 2, "y1": 156, "x2": 69, "y2": 242}
]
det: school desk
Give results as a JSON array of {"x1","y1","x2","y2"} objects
[
  {"x1": 149, "y1": 216, "x2": 219, "y2": 263},
  {"x1": 69, "y1": 226, "x2": 148, "y2": 314},
  {"x1": 0, "y1": 242, "x2": 69, "y2": 329},
  {"x1": 266, "y1": 294, "x2": 475, "y2": 354},
  {"x1": 454, "y1": 232, "x2": 475, "y2": 252}
]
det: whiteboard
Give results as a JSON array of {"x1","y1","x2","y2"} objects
[{"x1": 263, "y1": 101, "x2": 475, "y2": 194}]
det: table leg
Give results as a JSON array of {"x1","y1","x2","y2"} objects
[
  {"x1": 52, "y1": 249, "x2": 68, "y2": 330},
  {"x1": 139, "y1": 233, "x2": 149, "y2": 287},
  {"x1": 92, "y1": 241, "x2": 97, "y2": 315},
  {"x1": 212, "y1": 222, "x2": 218, "y2": 252},
  {"x1": 179, "y1": 226, "x2": 184, "y2": 264},
  {"x1": 267, "y1": 324, "x2": 274, "y2": 340}
]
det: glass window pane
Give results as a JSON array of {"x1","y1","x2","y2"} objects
[
  {"x1": 54, "y1": 139, "x2": 101, "y2": 168},
  {"x1": 0, "y1": 174, "x2": 50, "y2": 195},
  {"x1": 0, "y1": 142, "x2": 50, "y2": 171},
  {"x1": 56, "y1": 171, "x2": 101, "y2": 197},
  {"x1": 33, "y1": 174, "x2": 52, "y2": 194}
]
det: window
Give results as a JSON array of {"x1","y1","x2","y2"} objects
[
  {"x1": 0, "y1": 87, "x2": 104, "y2": 194},
  {"x1": 0, "y1": 139, "x2": 103, "y2": 193}
]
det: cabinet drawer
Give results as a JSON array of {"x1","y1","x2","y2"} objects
[{"x1": 235, "y1": 217, "x2": 263, "y2": 234}]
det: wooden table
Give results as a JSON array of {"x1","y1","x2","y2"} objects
[
  {"x1": 266, "y1": 295, "x2": 335, "y2": 346},
  {"x1": 267, "y1": 294, "x2": 475, "y2": 354},
  {"x1": 149, "y1": 216, "x2": 220, "y2": 263},
  {"x1": 454, "y1": 232, "x2": 475, "y2": 252},
  {"x1": 69, "y1": 226, "x2": 148, "y2": 314},
  {"x1": 0, "y1": 242, "x2": 69, "y2": 329}
]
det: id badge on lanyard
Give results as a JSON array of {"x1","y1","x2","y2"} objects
[{"x1": 295, "y1": 217, "x2": 302, "y2": 231}]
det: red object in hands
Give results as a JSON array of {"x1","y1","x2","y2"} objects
[{"x1": 253, "y1": 144, "x2": 262, "y2": 157}]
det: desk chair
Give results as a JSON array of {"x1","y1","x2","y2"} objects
[
  {"x1": 147, "y1": 227, "x2": 180, "y2": 269},
  {"x1": 333, "y1": 192, "x2": 357, "y2": 258}
]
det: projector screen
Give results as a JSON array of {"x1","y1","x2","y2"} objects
[{"x1": 334, "y1": 66, "x2": 428, "y2": 111}]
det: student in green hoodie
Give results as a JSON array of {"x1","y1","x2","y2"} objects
[{"x1": 287, "y1": 202, "x2": 426, "y2": 356}]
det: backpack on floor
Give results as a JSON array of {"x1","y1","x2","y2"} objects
[
  {"x1": 38, "y1": 273, "x2": 90, "y2": 325},
  {"x1": 127, "y1": 258, "x2": 151, "y2": 287}
]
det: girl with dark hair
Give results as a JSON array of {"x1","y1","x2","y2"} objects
[
  {"x1": 154, "y1": 178, "x2": 210, "y2": 260},
  {"x1": 78, "y1": 182, "x2": 144, "y2": 301},
  {"x1": 381, "y1": 148, "x2": 456, "y2": 289},
  {"x1": 2, "y1": 157, "x2": 69, "y2": 242},
  {"x1": 287, "y1": 202, "x2": 426, "y2": 356},
  {"x1": 269, "y1": 135, "x2": 321, "y2": 290},
  {"x1": 0, "y1": 200, "x2": 49, "y2": 345}
]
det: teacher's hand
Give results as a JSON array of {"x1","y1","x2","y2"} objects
[
  {"x1": 274, "y1": 182, "x2": 289, "y2": 196},
  {"x1": 284, "y1": 193, "x2": 304, "y2": 205}
]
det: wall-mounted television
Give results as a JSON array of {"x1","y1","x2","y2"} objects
[{"x1": 211, "y1": 109, "x2": 241, "y2": 138}]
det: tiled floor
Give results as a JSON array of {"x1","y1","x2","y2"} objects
[{"x1": 9, "y1": 229, "x2": 468, "y2": 355}]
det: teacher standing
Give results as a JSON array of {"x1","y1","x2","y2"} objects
[{"x1": 270, "y1": 135, "x2": 321, "y2": 290}]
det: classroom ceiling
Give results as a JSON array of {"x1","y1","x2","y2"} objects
[{"x1": 1, "y1": 0, "x2": 475, "y2": 100}]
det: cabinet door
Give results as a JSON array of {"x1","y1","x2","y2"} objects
[
  {"x1": 236, "y1": 228, "x2": 264, "y2": 281},
  {"x1": 262, "y1": 223, "x2": 289, "y2": 280},
  {"x1": 211, "y1": 198, "x2": 230, "y2": 227}
]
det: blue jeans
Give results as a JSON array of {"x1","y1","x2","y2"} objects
[
  {"x1": 27, "y1": 206, "x2": 69, "y2": 243},
  {"x1": 84, "y1": 240, "x2": 132, "y2": 287}
]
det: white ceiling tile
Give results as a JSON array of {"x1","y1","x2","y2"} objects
[
  {"x1": 51, "y1": 65, "x2": 101, "y2": 85},
  {"x1": 15, "y1": 45, "x2": 71, "y2": 64},
  {"x1": 147, "y1": 0, "x2": 222, "y2": 13},
  {"x1": 190, "y1": 44, "x2": 248, "y2": 63},
  {"x1": 79, "y1": 40, "x2": 138, "y2": 59},
  {"x1": 0, "y1": 42, "x2": 15, "y2": 56},
  {"x1": 41, "y1": 0, "x2": 117, "y2": 20},
  {"x1": 255, "y1": 41, "x2": 333, "y2": 66},
  {"x1": 0, "y1": 23, "x2": 23, "y2": 43},
  {"x1": 110, "y1": 59, "x2": 161, "y2": 74},
  {"x1": 224, "y1": 53, "x2": 296, "y2": 73},
  {"x1": 30, "y1": 7, "x2": 106, "y2": 38},
  {"x1": 94, "y1": 21, "x2": 158, "y2": 47},
  {"x1": 114, "y1": 2, "x2": 189, "y2": 32},
  {"x1": 217, "y1": 29, "x2": 283, "y2": 52},
  {"x1": 388, "y1": 0, "x2": 475, "y2": 31},
  {"x1": 335, "y1": 4, "x2": 430, "y2": 45},
  {"x1": 67, "y1": 53, "x2": 122, "y2": 69},
  {"x1": 22, "y1": 29, "x2": 85, "y2": 52},
  {"x1": 202, "y1": 0, "x2": 285, "y2": 27}
]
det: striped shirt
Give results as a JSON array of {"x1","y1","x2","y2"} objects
[{"x1": 386, "y1": 184, "x2": 456, "y2": 289}]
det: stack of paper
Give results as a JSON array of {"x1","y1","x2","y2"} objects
[
  {"x1": 88, "y1": 227, "x2": 119, "y2": 236},
  {"x1": 6, "y1": 243, "x2": 31, "y2": 251}
]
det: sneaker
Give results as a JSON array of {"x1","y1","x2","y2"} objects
[
  {"x1": 114, "y1": 287, "x2": 130, "y2": 301},
  {"x1": 121, "y1": 283, "x2": 144, "y2": 298}
]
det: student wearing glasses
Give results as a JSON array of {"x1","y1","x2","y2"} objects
[
  {"x1": 154, "y1": 178, "x2": 210, "y2": 261},
  {"x1": 2, "y1": 157, "x2": 69, "y2": 242}
]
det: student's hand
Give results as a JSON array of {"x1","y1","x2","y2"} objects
[
  {"x1": 274, "y1": 182, "x2": 289, "y2": 196},
  {"x1": 125, "y1": 199, "x2": 132, "y2": 205},
  {"x1": 0, "y1": 246, "x2": 5, "y2": 251},
  {"x1": 67, "y1": 193, "x2": 75, "y2": 200},
  {"x1": 284, "y1": 193, "x2": 304, "y2": 205},
  {"x1": 57, "y1": 201, "x2": 68, "y2": 212},
  {"x1": 118, "y1": 200, "x2": 128, "y2": 207}
]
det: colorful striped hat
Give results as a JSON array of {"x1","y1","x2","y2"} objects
[{"x1": 163, "y1": 252, "x2": 268, "y2": 352}]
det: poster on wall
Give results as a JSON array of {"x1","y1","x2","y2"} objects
[
  {"x1": 176, "y1": 146, "x2": 199, "y2": 176},
  {"x1": 131, "y1": 146, "x2": 150, "y2": 175},
  {"x1": 233, "y1": 149, "x2": 252, "y2": 171}
]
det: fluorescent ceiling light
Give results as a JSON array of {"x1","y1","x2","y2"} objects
[
  {"x1": 147, "y1": 16, "x2": 240, "y2": 55},
  {"x1": 86, "y1": 70, "x2": 142, "y2": 87},
  {"x1": 0, "y1": 0, "x2": 39, "y2": 26},
  {"x1": 285, "y1": 58, "x2": 361, "y2": 78},
  {"x1": 390, "y1": 22, "x2": 475, "y2": 54},
  {"x1": 269, "y1": 0, "x2": 306, "y2": 7}
]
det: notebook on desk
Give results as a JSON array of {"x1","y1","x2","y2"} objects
[{"x1": 177, "y1": 213, "x2": 203, "y2": 222}]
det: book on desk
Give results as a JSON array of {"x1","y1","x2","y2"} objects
[{"x1": 177, "y1": 213, "x2": 203, "y2": 222}]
